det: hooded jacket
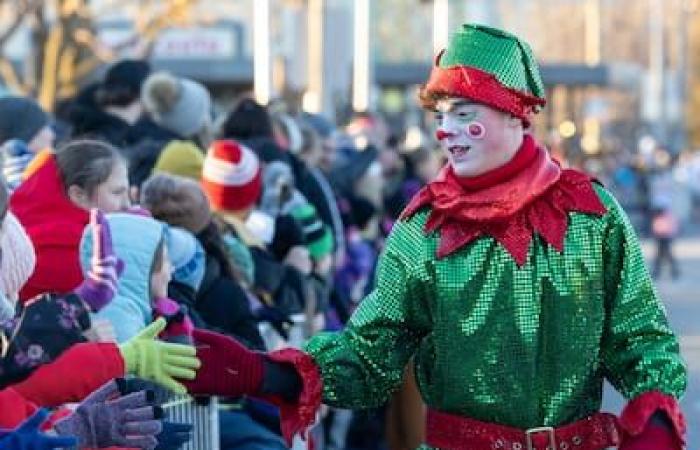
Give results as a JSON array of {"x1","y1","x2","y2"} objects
[
  {"x1": 80, "y1": 213, "x2": 165, "y2": 343},
  {"x1": 10, "y1": 153, "x2": 89, "y2": 301}
]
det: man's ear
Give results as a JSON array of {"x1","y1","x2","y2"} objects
[{"x1": 67, "y1": 185, "x2": 89, "y2": 209}]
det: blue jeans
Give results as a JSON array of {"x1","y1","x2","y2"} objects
[{"x1": 219, "y1": 410, "x2": 286, "y2": 450}]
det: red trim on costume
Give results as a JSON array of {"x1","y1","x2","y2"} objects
[
  {"x1": 619, "y1": 391, "x2": 686, "y2": 448},
  {"x1": 401, "y1": 135, "x2": 607, "y2": 265},
  {"x1": 260, "y1": 348, "x2": 323, "y2": 449},
  {"x1": 424, "y1": 63, "x2": 546, "y2": 120}
]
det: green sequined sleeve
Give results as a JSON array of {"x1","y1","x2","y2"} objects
[
  {"x1": 304, "y1": 216, "x2": 433, "y2": 409},
  {"x1": 597, "y1": 186, "x2": 687, "y2": 400}
]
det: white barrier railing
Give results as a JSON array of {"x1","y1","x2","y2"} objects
[{"x1": 162, "y1": 395, "x2": 220, "y2": 450}]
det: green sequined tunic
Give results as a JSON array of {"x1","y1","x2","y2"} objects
[{"x1": 304, "y1": 185, "x2": 686, "y2": 446}]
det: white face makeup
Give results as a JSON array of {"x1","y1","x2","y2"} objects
[{"x1": 434, "y1": 98, "x2": 523, "y2": 177}]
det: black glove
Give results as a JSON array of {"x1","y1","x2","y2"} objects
[{"x1": 155, "y1": 421, "x2": 193, "y2": 450}]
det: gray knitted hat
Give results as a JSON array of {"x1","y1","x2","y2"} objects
[{"x1": 142, "y1": 72, "x2": 212, "y2": 138}]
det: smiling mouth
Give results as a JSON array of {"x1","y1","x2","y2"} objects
[{"x1": 449, "y1": 145, "x2": 471, "y2": 157}]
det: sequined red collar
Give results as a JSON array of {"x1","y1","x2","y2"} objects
[{"x1": 400, "y1": 136, "x2": 607, "y2": 265}]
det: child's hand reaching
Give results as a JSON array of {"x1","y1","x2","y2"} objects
[
  {"x1": 118, "y1": 318, "x2": 200, "y2": 395},
  {"x1": 75, "y1": 209, "x2": 124, "y2": 312}
]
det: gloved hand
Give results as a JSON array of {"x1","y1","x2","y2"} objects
[
  {"x1": 155, "y1": 421, "x2": 193, "y2": 450},
  {"x1": 619, "y1": 412, "x2": 683, "y2": 450},
  {"x1": 0, "y1": 409, "x2": 77, "y2": 449},
  {"x1": 119, "y1": 318, "x2": 201, "y2": 395},
  {"x1": 182, "y1": 328, "x2": 264, "y2": 398},
  {"x1": 153, "y1": 298, "x2": 194, "y2": 344},
  {"x1": 54, "y1": 379, "x2": 163, "y2": 450},
  {"x1": 74, "y1": 209, "x2": 124, "y2": 312}
]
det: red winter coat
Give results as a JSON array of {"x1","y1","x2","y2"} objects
[
  {"x1": 0, "y1": 343, "x2": 133, "y2": 450},
  {"x1": 0, "y1": 387, "x2": 38, "y2": 428},
  {"x1": 11, "y1": 342, "x2": 124, "y2": 408},
  {"x1": 10, "y1": 153, "x2": 90, "y2": 301}
]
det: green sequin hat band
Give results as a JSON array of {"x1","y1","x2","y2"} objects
[{"x1": 421, "y1": 24, "x2": 546, "y2": 119}]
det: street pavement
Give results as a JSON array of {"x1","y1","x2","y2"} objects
[{"x1": 602, "y1": 237, "x2": 700, "y2": 447}]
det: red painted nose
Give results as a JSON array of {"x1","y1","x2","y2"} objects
[{"x1": 435, "y1": 129, "x2": 454, "y2": 141}]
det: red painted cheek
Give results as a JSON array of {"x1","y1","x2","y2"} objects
[{"x1": 466, "y1": 122, "x2": 486, "y2": 139}]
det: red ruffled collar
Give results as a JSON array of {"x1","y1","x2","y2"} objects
[{"x1": 401, "y1": 135, "x2": 607, "y2": 265}]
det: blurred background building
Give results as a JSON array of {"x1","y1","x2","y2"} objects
[
  {"x1": 0, "y1": 2, "x2": 698, "y2": 447},
  {"x1": 1, "y1": 0, "x2": 700, "y2": 207}
]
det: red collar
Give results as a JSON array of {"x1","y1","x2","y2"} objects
[
  {"x1": 401, "y1": 136, "x2": 607, "y2": 265},
  {"x1": 454, "y1": 135, "x2": 538, "y2": 191}
]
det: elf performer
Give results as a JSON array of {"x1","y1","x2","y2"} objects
[{"x1": 182, "y1": 24, "x2": 687, "y2": 450}]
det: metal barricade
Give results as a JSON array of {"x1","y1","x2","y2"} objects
[{"x1": 162, "y1": 395, "x2": 220, "y2": 450}]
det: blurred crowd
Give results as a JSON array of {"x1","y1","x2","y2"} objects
[{"x1": 0, "y1": 59, "x2": 444, "y2": 449}]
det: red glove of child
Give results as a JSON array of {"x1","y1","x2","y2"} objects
[{"x1": 181, "y1": 328, "x2": 264, "y2": 398}]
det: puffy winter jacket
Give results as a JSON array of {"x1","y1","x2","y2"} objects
[
  {"x1": 10, "y1": 154, "x2": 89, "y2": 301},
  {"x1": 80, "y1": 213, "x2": 165, "y2": 343}
]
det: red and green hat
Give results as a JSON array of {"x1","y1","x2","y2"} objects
[{"x1": 421, "y1": 24, "x2": 546, "y2": 120}]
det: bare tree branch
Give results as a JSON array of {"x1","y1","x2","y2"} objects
[
  {"x1": 0, "y1": 0, "x2": 43, "y2": 47},
  {"x1": 0, "y1": 57, "x2": 26, "y2": 93}
]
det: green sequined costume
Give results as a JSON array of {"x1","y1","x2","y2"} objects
[{"x1": 304, "y1": 185, "x2": 686, "y2": 446}]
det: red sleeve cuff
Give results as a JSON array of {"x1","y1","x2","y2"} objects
[
  {"x1": 258, "y1": 348, "x2": 322, "y2": 448},
  {"x1": 620, "y1": 391, "x2": 686, "y2": 447}
]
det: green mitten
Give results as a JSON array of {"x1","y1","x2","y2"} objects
[{"x1": 118, "y1": 318, "x2": 201, "y2": 395}]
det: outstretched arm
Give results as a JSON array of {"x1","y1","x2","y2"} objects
[{"x1": 597, "y1": 187, "x2": 687, "y2": 448}]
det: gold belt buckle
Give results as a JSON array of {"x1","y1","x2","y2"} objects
[{"x1": 525, "y1": 426, "x2": 556, "y2": 450}]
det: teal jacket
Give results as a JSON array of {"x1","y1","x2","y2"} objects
[{"x1": 79, "y1": 213, "x2": 165, "y2": 343}]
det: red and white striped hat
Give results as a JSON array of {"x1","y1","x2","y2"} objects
[{"x1": 201, "y1": 139, "x2": 262, "y2": 212}]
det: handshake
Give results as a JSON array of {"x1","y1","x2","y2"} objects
[
  {"x1": 117, "y1": 317, "x2": 266, "y2": 400},
  {"x1": 76, "y1": 209, "x2": 297, "y2": 405}
]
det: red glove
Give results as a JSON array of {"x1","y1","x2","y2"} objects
[
  {"x1": 619, "y1": 421, "x2": 682, "y2": 450},
  {"x1": 181, "y1": 328, "x2": 264, "y2": 398}
]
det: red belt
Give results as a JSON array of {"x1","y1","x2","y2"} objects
[{"x1": 426, "y1": 409, "x2": 620, "y2": 450}]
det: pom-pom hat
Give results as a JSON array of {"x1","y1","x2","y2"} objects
[{"x1": 201, "y1": 139, "x2": 262, "y2": 212}]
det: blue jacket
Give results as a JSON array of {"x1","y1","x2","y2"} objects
[{"x1": 79, "y1": 213, "x2": 165, "y2": 343}]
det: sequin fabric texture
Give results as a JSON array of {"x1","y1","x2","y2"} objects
[
  {"x1": 305, "y1": 185, "x2": 686, "y2": 448},
  {"x1": 438, "y1": 24, "x2": 545, "y2": 100}
]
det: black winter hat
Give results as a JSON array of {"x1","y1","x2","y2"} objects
[
  {"x1": 104, "y1": 59, "x2": 151, "y2": 94},
  {"x1": 96, "y1": 59, "x2": 151, "y2": 106},
  {"x1": 221, "y1": 98, "x2": 274, "y2": 140},
  {"x1": 0, "y1": 96, "x2": 49, "y2": 144}
]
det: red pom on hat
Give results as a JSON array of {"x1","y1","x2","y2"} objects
[{"x1": 202, "y1": 139, "x2": 262, "y2": 212}]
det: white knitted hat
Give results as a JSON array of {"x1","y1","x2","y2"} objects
[{"x1": 0, "y1": 212, "x2": 36, "y2": 302}]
